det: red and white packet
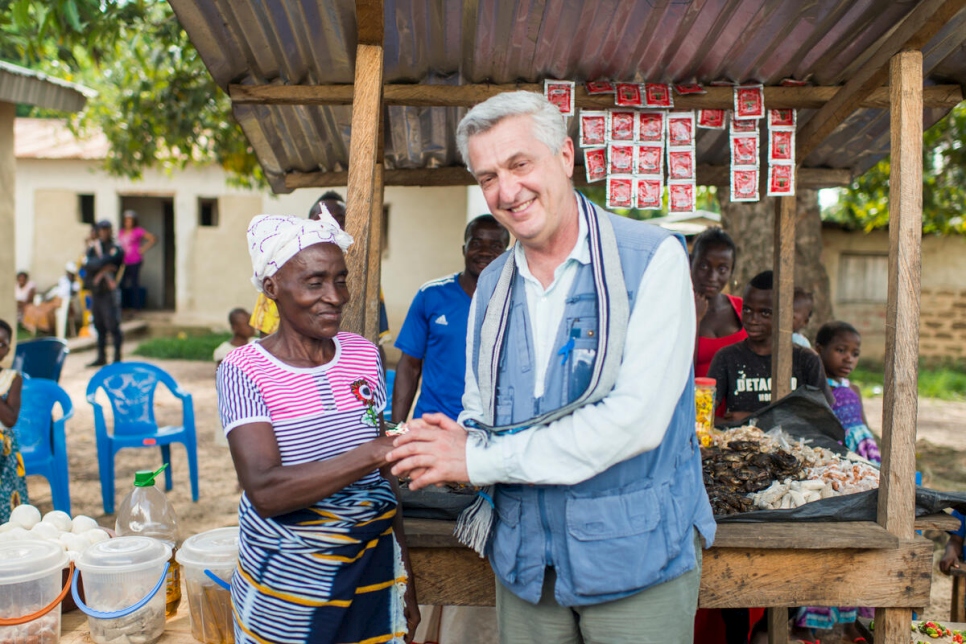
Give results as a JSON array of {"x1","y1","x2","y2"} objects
[
  {"x1": 579, "y1": 111, "x2": 608, "y2": 148},
  {"x1": 544, "y1": 80, "x2": 575, "y2": 116},
  {"x1": 635, "y1": 144, "x2": 664, "y2": 176},
  {"x1": 768, "y1": 130, "x2": 794, "y2": 162},
  {"x1": 667, "y1": 149, "x2": 695, "y2": 180},
  {"x1": 643, "y1": 83, "x2": 674, "y2": 108},
  {"x1": 608, "y1": 143, "x2": 635, "y2": 175},
  {"x1": 731, "y1": 168, "x2": 759, "y2": 202},
  {"x1": 668, "y1": 181, "x2": 696, "y2": 214},
  {"x1": 667, "y1": 111, "x2": 695, "y2": 147},
  {"x1": 584, "y1": 148, "x2": 607, "y2": 183},
  {"x1": 734, "y1": 84, "x2": 765, "y2": 120},
  {"x1": 585, "y1": 80, "x2": 615, "y2": 95},
  {"x1": 638, "y1": 112, "x2": 665, "y2": 143},
  {"x1": 769, "y1": 109, "x2": 796, "y2": 128},
  {"x1": 615, "y1": 83, "x2": 644, "y2": 107},
  {"x1": 635, "y1": 178, "x2": 663, "y2": 210},
  {"x1": 767, "y1": 163, "x2": 795, "y2": 197},
  {"x1": 609, "y1": 110, "x2": 637, "y2": 142},
  {"x1": 731, "y1": 134, "x2": 759, "y2": 167},
  {"x1": 697, "y1": 109, "x2": 727, "y2": 129},
  {"x1": 674, "y1": 83, "x2": 706, "y2": 95},
  {"x1": 606, "y1": 175, "x2": 635, "y2": 209}
]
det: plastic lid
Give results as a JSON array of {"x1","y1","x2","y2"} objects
[
  {"x1": 0, "y1": 541, "x2": 68, "y2": 586},
  {"x1": 176, "y1": 527, "x2": 239, "y2": 569},
  {"x1": 695, "y1": 377, "x2": 717, "y2": 387},
  {"x1": 76, "y1": 536, "x2": 171, "y2": 574},
  {"x1": 133, "y1": 463, "x2": 168, "y2": 487}
]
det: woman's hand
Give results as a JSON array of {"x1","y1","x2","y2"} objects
[
  {"x1": 940, "y1": 541, "x2": 962, "y2": 574},
  {"x1": 694, "y1": 292, "x2": 709, "y2": 322}
]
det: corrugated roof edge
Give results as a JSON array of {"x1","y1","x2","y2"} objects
[{"x1": 0, "y1": 60, "x2": 96, "y2": 113}]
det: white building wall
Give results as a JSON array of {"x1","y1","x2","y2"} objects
[{"x1": 15, "y1": 157, "x2": 469, "y2": 345}]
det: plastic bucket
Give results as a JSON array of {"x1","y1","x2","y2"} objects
[
  {"x1": 0, "y1": 541, "x2": 71, "y2": 644},
  {"x1": 176, "y1": 527, "x2": 238, "y2": 644},
  {"x1": 73, "y1": 536, "x2": 171, "y2": 644}
]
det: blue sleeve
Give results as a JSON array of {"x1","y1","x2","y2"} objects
[
  {"x1": 395, "y1": 288, "x2": 429, "y2": 360},
  {"x1": 954, "y1": 510, "x2": 966, "y2": 539}
]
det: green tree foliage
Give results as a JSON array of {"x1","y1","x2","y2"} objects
[
  {"x1": 825, "y1": 103, "x2": 966, "y2": 234},
  {"x1": 1, "y1": 0, "x2": 264, "y2": 188}
]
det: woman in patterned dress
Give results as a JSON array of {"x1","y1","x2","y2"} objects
[
  {"x1": 217, "y1": 214, "x2": 419, "y2": 644},
  {"x1": 0, "y1": 319, "x2": 28, "y2": 523}
]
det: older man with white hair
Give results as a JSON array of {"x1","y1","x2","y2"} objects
[{"x1": 387, "y1": 91, "x2": 714, "y2": 643}]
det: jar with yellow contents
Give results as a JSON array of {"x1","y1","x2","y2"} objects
[{"x1": 694, "y1": 377, "x2": 716, "y2": 447}]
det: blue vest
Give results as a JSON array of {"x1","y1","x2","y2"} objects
[{"x1": 471, "y1": 206, "x2": 716, "y2": 607}]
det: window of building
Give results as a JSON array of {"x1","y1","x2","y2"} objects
[
  {"x1": 78, "y1": 194, "x2": 95, "y2": 225},
  {"x1": 837, "y1": 253, "x2": 889, "y2": 303},
  {"x1": 199, "y1": 198, "x2": 219, "y2": 227}
]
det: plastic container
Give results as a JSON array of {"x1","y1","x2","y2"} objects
[
  {"x1": 694, "y1": 377, "x2": 716, "y2": 447},
  {"x1": 73, "y1": 536, "x2": 171, "y2": 644},
  {"x1": 115, "y1": 465, "x2": 182, "y2": 616},
  {"x1": 176, "y1": 527, "x2": 239, "y2": 644},
  {"x1": 0, "y1": 541, "x2": 70, "y2": 644}
]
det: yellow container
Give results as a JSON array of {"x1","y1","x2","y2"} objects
[{"x1": 694, "y1": 377, "x2": 716, "y2": 447}]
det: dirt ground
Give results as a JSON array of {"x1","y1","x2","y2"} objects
[{"x1": 20, "y1": 339, "x2": 966, "y2": 623}]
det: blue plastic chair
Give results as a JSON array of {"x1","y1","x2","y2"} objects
[
  {"x1": 384, "y1": 369, "x2": 396, "y2": 420},
  {"x1": 14, "y1": 378, "x2": 74, "y2": 514},
  {"x1": 86, "y1": 362, "x2": 199, "y2": 514},
  {"x1": 12, "y1": 338, "x2": 70, "y2": 382}
]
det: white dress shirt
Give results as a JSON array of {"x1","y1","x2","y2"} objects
[{"x1": 459, "y1": 226, "x2": 696, "y2": 487}]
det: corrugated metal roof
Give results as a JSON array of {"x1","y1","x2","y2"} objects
[
  {"x1": 15, "y1": 118, "x2": 109, "y2": 160},
  {"x1": 168, "y1": 0, "x2": 966, "y2": 193},
  {"x1": 0, "y1": 61, "x2": 95, "y2": 113}
]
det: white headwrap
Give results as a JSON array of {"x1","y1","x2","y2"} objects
[{"x1": 247, "y1": 210, "x2": 354, "y2": 293}]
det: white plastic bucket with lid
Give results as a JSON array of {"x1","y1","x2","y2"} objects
[
  {"x1": 176, "y1": 527, "x2": 238, "y2": 644},
  {"x1": 0, "y1": 541, "x2": 71, "y2": 644},
  {"x1": 73, "y1": 536, "x2": 171, "y2": 644}
]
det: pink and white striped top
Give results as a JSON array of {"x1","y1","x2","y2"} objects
[{"x1": 216, "y1": 333, "x2": 386, "y2": 485}]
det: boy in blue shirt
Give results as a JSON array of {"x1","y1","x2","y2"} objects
[
  {"x1": 392, "y1": 215, "x2": 508, "y2": 423},
  {"x1": 941, "y1": 510, "x2": 966, "y2": 574}
]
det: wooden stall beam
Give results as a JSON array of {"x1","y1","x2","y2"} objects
[
  {"x1": 796, "y1": 0, "x2": 966, "y2": 161},
  {"x1": 408, "y1": 536, "x2": 933, "y2": 608},
  {"x1": 285, "y1": 165, "x2": 852, "y2": 190},
  {"x1": 363, "y1": 119, "x2": 385, "y2": 342},
  {"x1": 874, "y1": 48, "x2": 924, "y2": 644},
  {"x1": 771, "y1": 195, "x2": 796, "y2": 401},
  {"x1": 230, "y1": 82, "x2": 963, "y2": 110},
  {"x1": 355, "y1": 0, "x2": 383, "y2": 45},
  {"x1": 342, "y1": 0, "x2": 384, "y2": 338}
]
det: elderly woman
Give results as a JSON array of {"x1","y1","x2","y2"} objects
[
  {"x1": 217, "y1": 213, "x2": 418, "y2": 644},
  {"x1": 691, "y1": 227, "x2": 747, "y2": 377}
]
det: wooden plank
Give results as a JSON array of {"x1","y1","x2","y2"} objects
[
  {"x1": 877, "y1": 49, "x2": 925, "y2": 644},
  {"x1": 952, "y1": 569, "x2": 966, "y2": 622},
  {"x1": 771, "y1": 195, "x2": 796, "y2": 401},
  {"x1": 342, "y1": 42, "x2": 384, "y2": 336},
  {"x1": 878, "y1": 50, "x2": 923, "y2": 541},
  {"x1": 363, "y1": 152, "x2": 384, "y2": 343},
  {"x1": 404, "y1": 519, "x2": 903, "y2": 550},
  {"x1": 409, "y1": 547, "x2": 496, "y2": 606},
  {"x1": 355, "y1": 0, "x2": 383, "y2": 46},
  {"x1": 229, "y1": 83, "x2": 964, "y2": 110},
  {"x1": 285, "y1": 165, "x2": 852, "y2": 190},
  {"x1": 915, "y1": 512, "x2": 962, "y2": 531},
  {"x1": 796, "y1": 0, "x2": 966, "y2": 162},
  {"x1": 713, "y1": 521, "x2": 899, "y2": 550},
  {"x1": 407, "y1": 537, "x2": 933, "y2": 608},
  {"x1": 768, "y1": 607, "x2": 789, "y2": 644}
]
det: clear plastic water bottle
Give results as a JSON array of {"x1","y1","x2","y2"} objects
[{"x1": 115, "y1": 464, "x2": 182, "y2": 616}]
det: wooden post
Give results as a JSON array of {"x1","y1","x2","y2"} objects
[
  {"x1": 0, "y1": 102, "x2": 14, "y2": 365},
  {"x1": 771, "y1": 195, "x2": 796, "y2": 401},
  {"x1": 364, "y1": 158, "x2": 385, "y2": 342},
  {"x1": 874, "y1": 49, "x2": 923, "y2": 643},
  {"x1": 343, "y1": 31, "x2": 384, "y2": 337}
]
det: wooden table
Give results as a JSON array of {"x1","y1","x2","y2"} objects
[{"x1": 59, "y1": 514, "x2": 955, "y2": 642}]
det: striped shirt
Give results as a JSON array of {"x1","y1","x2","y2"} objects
[{"x1": 217, "y1": 333, "x2": 387, "y2": 485}]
